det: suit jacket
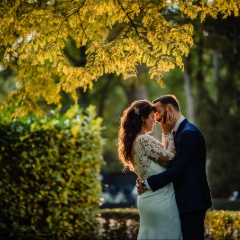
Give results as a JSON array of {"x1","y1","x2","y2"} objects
[{"x1": 147, "y1": 119, "x2": 212, "y2": 214}]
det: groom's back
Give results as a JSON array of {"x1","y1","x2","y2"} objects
[{"x1": 173, "y1": 119, "x2": 212, "y2": 214}]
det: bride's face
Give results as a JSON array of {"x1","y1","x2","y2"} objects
[{"x1": 145, "y1": 111, "x2": 156, "y2": 133}]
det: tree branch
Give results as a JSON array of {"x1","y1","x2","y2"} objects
[
  {"x1": 117, "y1": 0, "x2": 139, "y2": 37},
  {"x1": 57, "y1": 0, "x2": 87, "y2": 39}
]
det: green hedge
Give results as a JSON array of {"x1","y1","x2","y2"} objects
[
  {"x1": 98, "y1": 208, "x2": 139, "y2": 240},
  {"x1": 98, "y1": 209, "x2": 240, "y2": 239},
  {"x1": 0, "y1": 105, "x2": 105, "y2": 239},
  {"x1": 205, "y1": 210, "x2": 240, "y2": 239}
]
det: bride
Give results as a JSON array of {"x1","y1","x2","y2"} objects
[{"x1": 117, "y1": 100, "x2": 182, "y2": 240}]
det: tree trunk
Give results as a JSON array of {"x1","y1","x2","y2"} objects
[
  {"x1": 136, "y1": 83, "x2": 149, "y2": 100},
  {"x1": 183, "y1": 57, "x2": 195, "y2": 123},
  {"x1": 213, "y1": 50, "x2": 219, "y2": 102}
]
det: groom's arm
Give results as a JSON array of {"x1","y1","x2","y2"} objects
[{"x1": 146, "y1": 131, "x2": 201, "y2": 192}]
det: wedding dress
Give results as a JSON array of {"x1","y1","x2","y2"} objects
[{"x1": 131, "y1": 134, "x2": 182, "y2": 240}]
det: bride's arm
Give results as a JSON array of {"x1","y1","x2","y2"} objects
[
  {"x1": 139, "y1": 135, "x2": 175, "y2": 165},
  {"x1": 162, "y1": 133, "x2": 175, "y2": 153}
]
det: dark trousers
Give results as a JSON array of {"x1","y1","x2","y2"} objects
[{"x1": 180, "y1": 209, "x2": 207, "y2": 240}]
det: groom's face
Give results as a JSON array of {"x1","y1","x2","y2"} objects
[{"x1": 154, "y1": 101, "x2": 167, "y2": 123}]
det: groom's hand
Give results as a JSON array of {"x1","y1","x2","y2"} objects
[
  {"x1": 160, "y1": 111, "x2": 177, "y2": 135},
  {"x1": 136, "y1": 178, "x2": 147, "y2": 195}
]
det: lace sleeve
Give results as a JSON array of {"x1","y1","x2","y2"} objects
[
  {"x1": 137, "y1": 135, "x2": 175, "y2": 164},
  {"x1": 162, "y1": 133, "x2": 175, "y2": 152}
]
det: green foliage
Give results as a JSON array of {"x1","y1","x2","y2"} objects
[
  {"x1": 205, "y1": 211, "x2": 240, "y2": 240},
  {"x1": 98, "y1": 208, "x2": 139, "y2": 240},
  {"x1": 0, "y1": 0, "x2": 239, "y2": 115},
  {"x1": 98, "y1": 208, "x2": 240, "y2": 240},
  {"x1": 186, "y1": 14, "x2": 240, "y2": 198},
  {"x1": 0, "y1": 104, "x2": 105, "y2": 239}
]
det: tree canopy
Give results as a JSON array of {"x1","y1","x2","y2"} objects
[{"x1": 0, "y1": 0, "x2": 239, "y2": 116}]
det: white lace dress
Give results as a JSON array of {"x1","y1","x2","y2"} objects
[{"x1": 131, "y1": 134, "x2": 182, "y2": 240}]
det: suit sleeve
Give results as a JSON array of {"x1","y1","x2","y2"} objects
[{"x1": 147, "y1": 131, "x2": 200, "y2": 191}]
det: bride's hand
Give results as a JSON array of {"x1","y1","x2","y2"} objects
[
  {"x1": 136, "y1": 178, "x2": 147, "y2": 195},
  {"x1": 160, "y1": 111, "x2": 176, "y2": 135}
]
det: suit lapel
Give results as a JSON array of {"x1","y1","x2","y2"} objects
[{"x1": 174, "y1": 118, "x2": 188, "y2": 146}]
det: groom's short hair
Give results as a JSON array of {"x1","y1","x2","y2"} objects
[{"x1": 153, "y1": 94, "x2": 180, "y2": 112}]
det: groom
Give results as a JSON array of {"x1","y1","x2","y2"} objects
[{"x1": 137, "y1": 94, "x2": 212, "y2": 240}]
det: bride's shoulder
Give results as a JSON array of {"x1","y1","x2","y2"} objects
[
  {"x1": 136, "y1": 134, "x2": 149, "y2": 140},
  {"x1": 136, "y1": 134, "x2": 155, "y2": 143}
]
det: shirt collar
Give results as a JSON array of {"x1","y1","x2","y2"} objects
[{"x1": 173, "y1": 115, "x2": 185, "y2": 132}]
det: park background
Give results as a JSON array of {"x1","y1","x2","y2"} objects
[{"x1": 0, "y1": 0, "x2": 240, "y2": 239}]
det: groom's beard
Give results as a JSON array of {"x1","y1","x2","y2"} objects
[
  {"x1": 162, "y1": 110, "x2": 167, "y2": 124},
  {"x1": 156, "y1": 110, "x2": 167, "y2": 123}
]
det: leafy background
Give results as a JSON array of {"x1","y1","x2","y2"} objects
[{"x1": 0, "y1": 0, "x2": 240, "y2": 198}]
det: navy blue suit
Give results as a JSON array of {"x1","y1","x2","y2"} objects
[{"x1": 147, "y1": 119, "x2": 212, "y2": 239}]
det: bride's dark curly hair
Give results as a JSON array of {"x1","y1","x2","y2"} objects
[{"x1": 117, "y1": 100, "x2": 155, "y2": 167}]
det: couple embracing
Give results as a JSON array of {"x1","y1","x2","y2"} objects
[{"x1": 117, "y1": 94, "x2": 212, "y2": 240}]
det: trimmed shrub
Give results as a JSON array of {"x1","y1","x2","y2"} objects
[
  {"x1": 205, "y1": 210, "x2": 240, "y2": 239},
  {"x1": 98, "y1": 209, "x2": 240, "y2": 239},
  {"x1": 98, "y1": 208, "x2": 139, "y2": 239},
  {"x1": 0, "y1": 105, "x2": 105, "y2": 239}
]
